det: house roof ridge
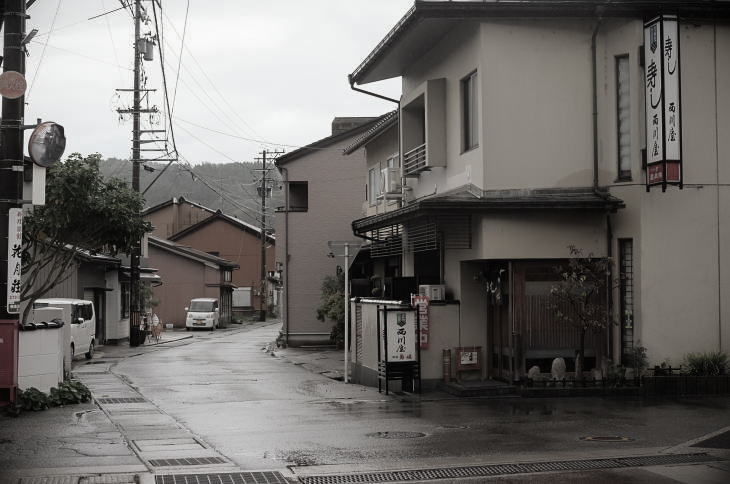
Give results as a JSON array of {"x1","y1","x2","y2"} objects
[{"x1": 343, "y1": 110, "x2": 399, "y2": 155}]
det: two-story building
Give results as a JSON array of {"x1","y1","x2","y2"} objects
[{"x1": 346, "y1": 0, "x2": 730, "y2": 385}]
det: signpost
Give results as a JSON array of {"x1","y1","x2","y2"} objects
[
  {"x1": 6, "y1": 209, "x2": 22, "y2": 314},
  {"x1": 644, "y1": 15, "x2": 682, "y2": 191},
  {"x1": 327, "y1": 240, "x2": 362, "y2": 383}
]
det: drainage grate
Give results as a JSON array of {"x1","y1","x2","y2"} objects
[
  {"x1": 97, "y1": 397, "x2": 146, "y2": 404},
  {"x1": 149, "y1": 456, "x2": 227, "y2": 467},
  {"x1": 366, "y1": 431, "x2": 427, "y2": 439},
  {"x1": 154, "y1": 472, "x2": 287, "y2": 484},
  {"x1": 580, "y1": 436, "x2": 634, "y2": 442},
  {"x1": 300, "y1": 453, "x2": 721, "y2": 484}
]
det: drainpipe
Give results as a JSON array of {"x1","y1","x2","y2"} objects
[
  {"x1": 347, "y1": 75, "x2": 405, "y2": 207},
  {"x1": 280, "y1": 166, "x2": 290, "y2": 347},
  {"x1": 591, "y1": 16, "x2": 602, "y2": 194}
]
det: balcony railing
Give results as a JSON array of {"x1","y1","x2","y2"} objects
[{"x1": 403, "y1": 143, "x2": 427, "y2": 177}]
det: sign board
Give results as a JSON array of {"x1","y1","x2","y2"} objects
[
  {"x1": 644, "y1": 15, "x2": 682, "y2": 189},
  {"x1": 411, "y1": 294, "x2": 429, "y2": 349},
  {"x1": 385, "y1": 310, "x2": 417, "y2": 362},
  {"x1": 7, "y1": 208, "x2": 23, "y2": 314},
  {"x1": 0, "y1": 71, "x2": 26, "y2": 99}
]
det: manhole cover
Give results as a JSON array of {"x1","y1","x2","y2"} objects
[
  {"x1": 580, "y1": 436, "x2": 635, "y2": 442},
  {"x1": 367, "y1": 431, "x2": 427, "y2": 439}
]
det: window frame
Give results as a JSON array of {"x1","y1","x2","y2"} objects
[
  {"x1": 368, "y1": 166, "x2": 380, "y2": 206},
  {"x1": 616, "y1": 54, "x2": 632, "y2": 181},
  {"x1": 287, "y1": 181, "x2": 308, "y2": 212},
  {"x1": 461, "y1": 70, "x2": 479, "y2": 153}
]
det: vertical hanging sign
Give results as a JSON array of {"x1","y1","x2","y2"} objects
[
  {"x1": 644, "y1": 15, "x2": 682, "y2": 190},
  {"x1": 411, "y1": 294, "x2": 430, "y2": 349},
  {"x1": 7, "y1": 208, "x2": 23, "y2": 314}
]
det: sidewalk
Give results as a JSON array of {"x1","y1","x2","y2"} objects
[{"x1": 272, "y1": 344, "x2": 345, "y2": 381}]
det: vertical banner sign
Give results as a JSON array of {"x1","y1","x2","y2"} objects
[
  {"x1": 7, "y1": 208, "x2": 23, "y2": 314},
  {"x1": 386, "y1": 311, "x2": 417, "y2": 362},
  {"x1": 644, "y1": 15, "x2": 682, "y2": 189},
  {"x1": 411, "y1": 294, "x2": 430, "y2": 349}
]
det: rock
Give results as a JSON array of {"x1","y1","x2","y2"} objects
[
  {"x1": 527, "y1": 365, "x2": 541, "y2": 380},
  {"x1": 551, "y1": 358, "x2": 566, "y2": 380}
]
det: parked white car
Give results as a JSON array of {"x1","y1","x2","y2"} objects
[
  {"x1": 185, "y1": 298, "x2": 219, "y2": 330},
  {"x1": 33, "y1": 298, "x2": 96, "y2": 360}
]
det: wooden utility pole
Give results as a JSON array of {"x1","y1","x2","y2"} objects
[
  {"x1": 254, "y1": 149, "x2": 283, "y2": 321},
  {"x1": 129, "y1": 0, "x2": 143, "y2": 345}
]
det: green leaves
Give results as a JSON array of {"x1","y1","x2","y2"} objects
[
  {"x1": 316, "y1": 271, "x2": 346, "y2": 346},
  {"x1": 5, "y1": 380, "x2": 92, "y2": 417}
]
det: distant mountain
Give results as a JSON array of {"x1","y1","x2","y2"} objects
[{"x1": 100, "y1": 158, "x2": 282, "y2": 230}]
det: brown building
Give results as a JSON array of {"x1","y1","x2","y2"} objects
[
  {"x1": 143, "y1": 197, "x2": 275, "y2": 315},
  {"x1": 148, "y1": 236, "x2": 237, "y2": 327}
]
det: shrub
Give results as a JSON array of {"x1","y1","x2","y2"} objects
[
  {"x1": 5, "y1": 380, "x2": 92, "y2": 417},
  {"x1": 683, "y1": 351, "x2": 728, "y2": 376}
]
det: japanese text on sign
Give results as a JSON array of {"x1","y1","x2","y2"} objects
[
  {"x1": 386, "y1": 311, "x2": 417, "y2": 362},
  {"x1": 411, "y1": 294, "x2": 429, "y2": 349},
  {"x1": 7, "y1": 208, "x2": 23, "y2": 313}
]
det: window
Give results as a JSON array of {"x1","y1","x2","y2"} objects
[
  {"x1": 616, "y1": 56, "x2": 631, "y2": 180},
  {"x1": 120, "y1": 282, "x2": 130, "y2": 319},
  {"x1": 386, "y1": 153, "x2": 399, "y2": 205},
  {"x1": 619, "y1": 239, "x2": 634, "y2": 364},
  {"x1": 288, "y1": 181, "x2": 308, "y2": 211},
  {"x1": 368, "y1": 166, "x2": 380, "y2": 205},
  {"x1": 461, "y1": 70, "x2": 479, "y2": 151}
]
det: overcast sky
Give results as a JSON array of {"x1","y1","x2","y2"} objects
[{"x1": 22, "y1": 1, "x2": 411, "y2": 165}]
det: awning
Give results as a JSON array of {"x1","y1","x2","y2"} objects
[{"x1": 353, "y1": 185, "x2": 624, "y2": 235}]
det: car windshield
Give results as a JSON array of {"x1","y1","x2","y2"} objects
[{"x1": 189, "y1": 301, "x2": 215, "y2": 312}]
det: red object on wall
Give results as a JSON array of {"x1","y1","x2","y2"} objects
[{"x1": 0, "y1": 319, "x2": 19, "y2": 405}]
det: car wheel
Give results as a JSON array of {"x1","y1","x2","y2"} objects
[
  {"x1": 85, "y1": 340, "x2": 95, "y2": 360},
  {"x1": 186, "y1": 327, "x2": 191, "y2": 331}
]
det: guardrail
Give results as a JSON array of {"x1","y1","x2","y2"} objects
[{"x1": 403, "y1": 143, "x2": 427, "y2": 176}]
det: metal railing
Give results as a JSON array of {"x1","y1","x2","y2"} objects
[{"x1": 403, "y1": 143, "x2": 427, "y2": 176}]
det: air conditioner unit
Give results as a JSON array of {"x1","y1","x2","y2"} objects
[
  {"x1": 380, "y1": 167, "x2": 401, "y2": 197},
  {"x1": 419, "y1": 284, "x2": 445, "y2": 301}
]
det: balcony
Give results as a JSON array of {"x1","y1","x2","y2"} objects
[{"x1": 403, "y1": 143, "x2": 427, "y2": 177}]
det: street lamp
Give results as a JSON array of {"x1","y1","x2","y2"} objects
[{"x1": 327, "y1": 240, "x2": 362, "y2": 383}]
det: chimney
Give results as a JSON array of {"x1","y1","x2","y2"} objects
[{"x1": 331, "y1": 116, "x2": 378, "y2": 136}]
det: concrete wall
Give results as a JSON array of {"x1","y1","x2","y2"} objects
[
  {"x1": 276, "y1": 135, "x2": 368, "y2": 346},
  {"x1": 172, "y1": 218, "x2": 274, "y2": 310},
  {"x1": 104, "y1": 270, "x2": 128, "y2": 341}
]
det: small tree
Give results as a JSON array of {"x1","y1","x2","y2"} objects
[
  {"x1": 549, "y1": 246, "x2": 614, "y2": 379},
  {"x1": 316, "y1": 269, "x2": 345, "y2": 347},
  {"x1": 21, "y1": 153, "x2": 150, "y2": 322}
]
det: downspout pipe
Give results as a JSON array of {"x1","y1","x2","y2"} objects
[
  {"x1": 592, "y1": 16, "x2": 602, "y2": 193},
  {"x1": 280, "y1": 166, "x2": 290, "y2": 347}
]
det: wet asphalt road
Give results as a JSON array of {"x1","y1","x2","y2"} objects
[{"x1": 109, "y1": 322, "x2": 730, "y2": 474}]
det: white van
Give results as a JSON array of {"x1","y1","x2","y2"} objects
[
  {"x1": 33, "y1": 298, "x2": 96, "y2": 360},
  {"x1": 185, "y1": 298, "x2": 219, "y2": 330}
]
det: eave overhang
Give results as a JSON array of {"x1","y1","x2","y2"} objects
[
  {"x1": 351, "y1": 0, "x2": 730, "y2": 85},
  {"x1": 352, "y1": 186, "x2": 624, "y2": 234}
]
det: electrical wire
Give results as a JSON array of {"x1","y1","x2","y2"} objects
[
  {"x1": 26, "y1": 0, "x2": 63, "y2": 102},
  {"x1": 28, "y1": 39, "x2": 133, "y2": 71},
  {"x1": 171, "y1": 0, "x2": 189, "y2": 115},
  {"x1": 101, "y1": 0, "x2": 125, "y2": 86},
  {"x1": 174, "y1": 116, "x2": 344, "y2": 152}
]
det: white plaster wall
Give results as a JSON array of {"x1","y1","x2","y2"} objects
[
  {"x1": 105, "y1": 271, "x2": 128, "y2": 341},
  {"x1": 482, "y1": 19, "x2": 595, "y2": 190},
  {"x1": 402, "y1": 22, "x2": 484, "y2": 198},
  {"x1": 18, "y1": 325, "x2": 64, "y2": 392}
]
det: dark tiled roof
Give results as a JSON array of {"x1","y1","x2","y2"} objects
[
  {"x1": 343, "y1": 110, "x2": 398, "y2": 155},
  {"x1": 352, "y1": 185, "x2": 624, "y2": 232},
  {"x1": 148, "y1": 235, "x2": 239, "y2": 269},
  {"x1": 275, "y1": 113, "x2": 395, "y2": 166}
]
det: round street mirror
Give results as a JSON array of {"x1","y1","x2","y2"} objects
[
  {"x1": 0, "y1": 71, "x2": 27, "y2": 99},
  {"x1": 28, "y1": 122, "x2": 66, "y2": 167}
]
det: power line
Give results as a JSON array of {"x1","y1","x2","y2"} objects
[
  {"x1": 26, "y1": 0, "x2": 63, "y2": 102},
  {"x1": 29, "y1": 39, "x2": 133, "y2": 71},
  {"x1": 171, "y1": 0, "x2": 189, "y2": 114}
]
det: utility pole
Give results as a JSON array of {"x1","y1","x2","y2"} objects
[
  {"x1": 0, "y1": 0, "x2": 26, "y2": 402},
  {"x1": 254, "y1": 149, "x2": 283, "y2": 322},
  {"x1": 128, "y1": 0, "x2": 143, "y2": 346}
]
